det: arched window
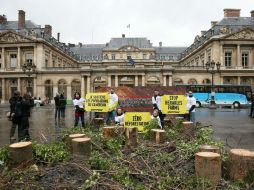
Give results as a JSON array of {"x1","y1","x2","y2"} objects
[
  {"x1": 58, "y1": 79, "x2": 67, "y2": 96},
  {"x1": 71, "y1": 79, "x2": 81, "y2": 96},
  {"x1": 173, "y1": 78, "x2": 183, "y2": 85},
  {"x1": 202, "y1": 79, "x2": 211, "y2": 84},
  {"x1": 45, "y1": 79, "x2": 53, "y2": 99},
  {"x1": 188, "y1": 78, "x2": 197, "y2": 84}
]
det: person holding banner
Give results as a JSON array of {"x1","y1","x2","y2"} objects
[
  {"x1": 152, "y1": 90, "x2": 164, "y2": 128},
  {"x1": 186, "y1": 91, "x2": 196, "y2": 123},
  {"x1": 73, "y1": 92, "x2": 85, "y2": 128},
  {"x1": 115, "y1": 107, "x2": 124, "y2": 126},
  {"x1": 151, "y1": 109, "x2": 162, "y2": 129},
  {"x1": 105, "y1": 89, "x2": 118, "y2": 125}
]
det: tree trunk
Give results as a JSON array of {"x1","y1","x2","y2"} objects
[
  {"x1": 9, "y1": 141, "x2": 33, "y2": 164},
  {"x1": 199, "y1": 145, "x2": 220, "y2": 154},
  {"x1": 182, "y1": 121, "x2": 194, "y2": 138},
  {"x1": 229, "y1": 148, "x2": 254, "y2": 180},
  {"x1": 103, "y1": 126, "x2": 117, "y2": 138},
  {"x1": 125, "y1": 127, "x2": 138, "y2": 149},
  {"x1": 71, "y1": 137, "x2": 91, "y2": 158},
  {"x1": 68, "y1": 134, "x2": 86, "y2": 152},
  {"x1": 151, "y1": 129, "x2": 166, "y2": 144},
  {"x1": 195, "y1": 151, "x2": 221, "y2": 184}
]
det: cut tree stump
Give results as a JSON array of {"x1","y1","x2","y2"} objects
[
  {"x1": 72, "y1": 137, "x2": 91, "y2": 158},
  {"x1": 199, "y1": 145, "x2": 220, "y2": 154},
  {"x1": 9, "y1": 141, "x2": 33, "y2": 164},
  {"x1": 164, "y1": 118, "x2": 172, "y2": 127},
  {"x1": 125, "y1": 127, "x2": 138, "y2": 149},
  {"x1": 103, "y1": 126, "x2": 117, "y2": 138},
  {"x1": 68, "y1": 134, "x2": 86, "y2": 151},
  {"x1": 92, "y1": 118, "x2": 104, "y2": 130},
  {"x1": 229, "y1": 148, "x2": 254, "y2": 180},
  {"x1": 151, "y1": 129, "x2": 166, "y2": 144},
  {"x1": 195, "y1": 151, "x2": 221, "y2": 184},
  {"x1": 182, "y1": 121, "x2": 194, "y2": 138}
]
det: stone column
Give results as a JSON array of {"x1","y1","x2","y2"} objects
[
  {"x1": 237, "y1": 76, "x2": 241, "y2": 85},
  {"x1": 87, "y1": 76, "x2": 91, "y2": 93},
  {"x1": 17, "y1": 47, "x2": 21, "y2": 69},
  {"x1": 81, "y1": 76, "x2": 85, "y2": 98},
  {"x1": 49, "y1": 51, "x2": 53, "y2": 67},
  {"x1": 168, "y1": 76, "x2": 172, "y2": 86},
  {"x1": 67, "y1": 85, "x2": 72, "y2": 100},
  {"x1": 220, "y1": 44, "x2": 224, "y2": 66},
  {"x1": 115, "y1": 75, "x2": 118, "y2": 87},
  {"x1": 142, "y1": 75, "x2": 145, "y2": 86},
  {"x1": 53, "y1": 85, "x2": 58, "y2": 97},
  {"x1": 17, "y1": 78, "x2": 21, "y2": 92},
  {"x1": 163, "y1": 75, "x2": 167, "y2": 86},
  {"x1": 2, "y1": 78, "x2": 5, "y2": 103},
  {"x1": 108, "y1": 75, "x2": 111, "y2": 87},
  {"x1": 33, "y1": 46, "x2": 37, "y2": 67},
  {"x1": 135, "y1": 75, "x2": 138, "y2": 86},
  {"x1": 1, "y1": 47, "x2": 5, "y2": 70},
  {"x1": 249, "y1": 49, "x2": 253, "y2": 68},
  {"x1": 237, "y1": 45, "x2": 241, "y2": 67},
  {"x1": 33, "y1": 78, "x2": 37, "y2": 97}
]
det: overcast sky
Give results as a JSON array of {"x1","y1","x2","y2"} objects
[{"x1": 1, "y1": 0, "x2": 253, "y2": 47}]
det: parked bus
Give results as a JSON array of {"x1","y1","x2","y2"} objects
[{"x1": 175, "y1": 84, "x2": 252, "y2": 108}]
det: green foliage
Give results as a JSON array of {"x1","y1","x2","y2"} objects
[
  {"x1": 88, "y1": 151, "x2": 111, "y2": 170},
  {"x1": 81, "y1": 171, "x2": 100, "y2": 189},
  {"x1": 0, "y1": 146, "x2": 9, "y2": 165},
  {"x1": 33, "y1": 142, "x2": 69, "y2": 163},
  {"x1": 143, "y1": 118, "x2": 159, "y2": 139}
]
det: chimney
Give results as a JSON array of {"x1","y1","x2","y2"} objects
[
  {"x1": 224, "y1": 9, "x2": 241, "y2": 17},
  {"x1": 159, "y1": 41, "x2": 162, "y2": 47},
  {"x1": 0, "y1": 14, "x2": 7, "y2": 24},
  {"x1": 79, "y1": 42, "x2": 82, "y2": 47},
  {"x1": 122, "y1": 34, "x2": 125, "y2": 38},
  {"x1": 44, "y1": 25, "x2": 52, "y2": 37},
  {"x1": 251, "y1": 10, "x2": 254, "y2": 17},
  {"x1": 57, "y1": 32, "x2": 60, "y2": 41},
  {"x1": 18, "y1": 10, "x2": 25, "y2": 29},
  {"x1": 201, "y1": 30, "x2": 207, "y2": 36},
  {"x1": 211, "y1": 21, "x2": 218, "y2": 27}
]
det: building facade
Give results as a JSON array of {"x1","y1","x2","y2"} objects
[{"x1": 0, "y1": 9, "x2": 254, "y2": 103}]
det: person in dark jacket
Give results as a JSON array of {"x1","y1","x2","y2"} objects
[
  {"x1": 19, "y1": 93, "x2": 34, "y2": 141},
  {"x1": 249, "y1": 92, "x2": 254, "y2": 118},
  {"x1": 59, "y1": 94, "x2": 67, "y2": 118},
  {"x1": 9, "y1": 91, "x2": 21, "y2": 141},
  {"x1": 54, "y1": 93, "x2": 60, "y2": 120}
]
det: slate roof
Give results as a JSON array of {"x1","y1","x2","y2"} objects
[
  {"x1": 0, "y1": 20, "x2": 40, "y2": 30},
  {"x1": 155, "y1": 47, "x2": 187, "y2": 54},
  {"x1": 105, "y1": 37, "x2": 153, "y2": 49}
]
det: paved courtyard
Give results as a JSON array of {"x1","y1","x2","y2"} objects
[{"x1": 0, "y1": 105, "x2": 254, "y2": 150}]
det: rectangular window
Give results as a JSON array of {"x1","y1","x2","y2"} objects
[
  {"x1": 143, "y1": 54, "x2": 147, "y2": 59},
  {"x1": 0, "y1": 54, "x2": 1, "y2": 68},
  {"x1": 242, "y1": 52, "x2": 248, "y2": 68},
  {"x1": 25, "y1": 54, "x2": 33, "y2": 66},
  {"x1": 112, "y1": 54, "x2": 115, "y2": 60},
  {"x1": 224, "y1": 52, "x2": 232, "y2": 67},
  {"x1": 127, "y1": 55, "x2": 131, "y2": 60},
  {"x1": 10, "y1": 54, "x2": 17, "y2": 68}
]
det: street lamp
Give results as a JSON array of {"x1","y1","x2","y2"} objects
[
  {"x1": 205, "y1": 60, "x2": 220, "y2": 108},
  {"x1": 21, "y1": 61, "x2": 36, "y2": 95}
]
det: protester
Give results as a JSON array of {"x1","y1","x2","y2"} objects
[
  {"x1": 152, "y1": 90, "x2": 164, "y2": 128},
  {"x1": 59, "y1": 93, "x2": 67, "y2": 118},
  {"x1": 105, "y1": 89, "x2": 118, "y2": 125},
  {"x1": 54, "y1": 93, "x2": 60, "y2": 120},
  {"x1": 73, "y1": 92, "x2": 85, "y2": 127},
  {"x1": 151, "y1": 109, "x2": 162, "y2": 129},
  {"x1": 9, "y1": 91, "x2": 21, "y2": 142},
  {"x1": 115, "y1": 107, "x2": 124, "y2": 126},
  {"x1": 186, "y1": 91, "x2": 196, "y2": 123},
  {"x1": 249, "y1": 92, "x2": 254, "y2": 118},
  {"x1": 19, "y1": 93, "x2": 34, "y2": 141}
]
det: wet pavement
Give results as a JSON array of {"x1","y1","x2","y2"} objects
[{"x1": 0, "y1": 105, "x2": 254, "y2": 150}]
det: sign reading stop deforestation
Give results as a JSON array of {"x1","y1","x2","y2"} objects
[
  {"x1": 85, "y1": 93, "x2": 109, "y2": 112},
  {"x1": 161, "y1": 95, "x2": 187, "y2": 114},
  {"x1": 124, "y1": 112, "x2": 151, "y2": 131}
]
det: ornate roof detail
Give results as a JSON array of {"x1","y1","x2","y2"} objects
[
  {"x1": 0, "y1": 30, "x2": 34, "y2": 43},
  {"x1": 224, "y1": 28, "x2": 254, "y2": 40}
]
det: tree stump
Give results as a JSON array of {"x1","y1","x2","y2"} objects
[
  {"x1": 195, "y1": 151, "x2": 221, "y2": 184},
  {"x1": 68, "y1": 134, "x2": 86, "y2": 152},
  {"x1": 182, "y1": 121, "x2": 194, "y2": 138},
  {"x1": 229, "y1": 148, "x2": 254, "y2": 180},
  {"x1": 103, "y1": 126, "x2": 117, "y2": 138},
  {"x1": 72, "y1": 137, "x2": 91, "y2": 158},
  {"x1": 164, "y1": 118, "x2": 172, "y2": 127},
  {"x1": 151, "y1": 129, "x2": 166, "y2": 143},
  {"x1": 199, "y1": 145, "x2": 220, "y2": 154},
  {"x1": 125, "y1": 127, "x2": 138, "y2": 149},
  {"x1": 175, "y1": 116, "x2": 184, "y2": 121},
  {"x1": 9, "y1": 141, "x2": 33, "y2": 164},
  {"x1": 92, "y1": 118, "x2": 104, "y2": 130}
]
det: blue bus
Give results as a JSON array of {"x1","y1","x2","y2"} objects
[{"x1": 175, "y1": 84, "x2": 252, "y2": 108}]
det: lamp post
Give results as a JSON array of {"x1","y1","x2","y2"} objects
[
  {"x1": 21, "y1": 61, "x2": 36, "y2": 96},
  {"x1": 205, "y1": 60, "x2": 220, "y2": 108}
]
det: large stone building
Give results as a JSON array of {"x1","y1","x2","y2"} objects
[{"x1": 0, "y1": 9, "x2": 254, "y2": 103}]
